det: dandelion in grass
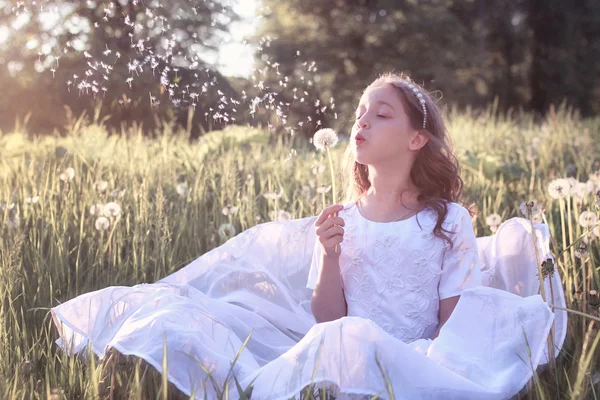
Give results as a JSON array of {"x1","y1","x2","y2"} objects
[
  {"x1": 316, "y1": 185, "x2": 332, "y2": 194},
  {"x1": 175, "y1": 183, "x2": 189, "y2": 198},
  {"x1": 90, "y1": 203, "x2": 105, "y2": 216},
  {"x1": 25, "y1": 195, "x2": 39, "y2": 204},
  {"x1": 485, "y1": 213, "x2": 502, "y2": 233},
  {"x1": 269, "y1": 210, "x2": 292, "y2": 221},
  {"x1": 313, "y1": 127, "x2": 340, "y2": 252},
  {"x1": 103, "y1": 202, "x2": 121, "y2": 217},
  {"x1": 578, "y1": 211, "x2": 598, "y2": 229},
  {"x1": 94, "y1": 180, "x2": 108, "y2": 192},
  {"x1": 520, "y1": 200, "x2": 542, "y2": 218},
  {"x1": 311, "y1": 165, "x2": 325, "y2": 176},
  {"x1": 589, "y1": 290, "x2": 600, "y2": 310},
  {"x1": 218, "y1": 223, "x2": 236, "y2": 241},
  {"x1": 59, "y1": 167, "x2": 75, "y2": 182},
  {"x1": 539, "y1": 258, "x2": 555, "y2": 280},
  {"x1": 95, "y1": 216, "x2": 110, "y2": 231},
  {"x1": 222, "y1": 204, "x2": 238, "y2": 216},
  {"x1": 547, "y1": 179, "x2": 570, "y2": 199},
  {"x1": 574, "y1": 242, "x2": 590, "y2": 259},
  {"x1": 263, "y1": 190, "x2": 283, "y2": 200},
  {"x1": 301, "y1": 185, "x2": 312, "y2": 199}
]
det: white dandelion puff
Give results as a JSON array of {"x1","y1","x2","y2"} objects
[
  {"x1": 547, "y1": 179, "x2": 570, "y2": 199},
  {"x1": 218, "y1": 223, "x2": 236, "y2": 241},
  {"x1": 578, "y1": 211, "x2": 598, "y2": 229},
  {"x1": 95, "y1": 216, "x2": 110, "y2": 231},
  {"x1": 574, "y1": 242, "x2": 590, "y2": 259},
  {"x1": 312, "y1": 128, "x2": 339, "y2": 151},
  {"x1": 269, "y1": 210, "x2": 292, "y2": 221},
  {"x1": 222, "y1": 204, "x2": 239, "y2": 216},
  {"x1": 316, "y1": 185, "x2": 332, "y2": 194},
  {"x1": 103, "y1": 202, "x2": 121, "y2": 217},
  {"x1": 520, "y1": 200, "x2": 542, "y2": 218},
  {"x1": 485, "y1": 213, "x2": 502, "y2": 227},
  {"x1": 175, "y1": 183, "x2": 189, "y2": 198},
  {"x1": 59, "y1": 167, "x2": 75, "y2": 182},
  {"x1": 25, "y1": 195, "x2": 39, "y2": 204},
  {"x1": 311, "y1": 165, "x2": 326, "y2": 175},
  {"x1": 94, "y1": 180, "x2": 108, "y2": 192},
  {"x1": 263, "y1": 190, "x2": 284, "y2": 200},
  {"x1": 90, "y1": 203, "x2": 105, "y2": 216}
]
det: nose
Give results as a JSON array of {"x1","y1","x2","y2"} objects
[{"x1": 356, "y1": 115, "x2": 369, "y2": 129}]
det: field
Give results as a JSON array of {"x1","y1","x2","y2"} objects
[{"x1": 1, "y1": 103, "x2": 599, "y2": 399}]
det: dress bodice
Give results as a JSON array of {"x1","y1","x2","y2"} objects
[{"x1": 307, "y1": 201, "x2": 482, "y2": 342}]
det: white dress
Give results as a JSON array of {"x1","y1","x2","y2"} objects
[{"x1": 50, "y1": 201, "x2": 567, "y2": 400}]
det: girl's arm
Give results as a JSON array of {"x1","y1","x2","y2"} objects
[
  {"x1": 431, "y1": 295, "x2": 460, "y2": 339},
  {"x1": 310, "y1": 253, "x2": 348, "y2": 323}
]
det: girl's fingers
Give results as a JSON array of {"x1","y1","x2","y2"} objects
[{"x1": 314, "y1": 204, "x2": 344, "y2": 227}]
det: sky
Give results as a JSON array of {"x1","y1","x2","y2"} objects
[
  {"x1": 1, "y1": 0, "x2": 259, "y2": 79},
  {"x1": 213, "y1": 0, "x2": 258, "y2": 78}
]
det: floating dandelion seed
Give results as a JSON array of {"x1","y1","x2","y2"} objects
[
  {"x1": 90, "y1": 203, "x2": 105, "y2": 216},
  {"x1": 94, "y1": 180, "x2": 108, "y2": 192},
  {"x1": 218, "y1": 223, "x2": 236, "y2": 241},
  {"x1": 547, "y1": 179, "x2": 570, "y2": 199},
  {"x1": 269, "y1": 210, "x2": 292, "y2": 221},
  {"x1": 574, "y1": 242, "x2": 590, "y2": 259},
  {"x1": 103, "y1": 202, "x2": 121, "y2": 217},
  {"x1": 520, "y1": 200, "x2": 542, "y2": 218},
  {"x1": 222, "y1": 204, "x2": 238, "y2": 216},
  {"x1": 579, "y1": 211, "x2": 598, "y2": 229},
  {"x1": 312, "y1": 128, "x2": 338, "y2": 151},
  {"x1": 175, "y1": 183, "x2": 189, "y2": 198},
  {"x1": 95, "y1": 216, "x2": 110, "y2": 231}
]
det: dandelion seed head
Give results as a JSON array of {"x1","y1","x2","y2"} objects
[
  {"x1": 25, "y1": 195, "x2": 39, "y2": 204},
  {"x1": 270, "y1": 210, "x2": 292, "y2": 221},
  {"x1": 579, "y1": 211, "x2": 598, "y2": 229},
  {"x1": 175, "y1": 183, "x2": 189, "y2": 198},
  {"x1": 485, "y1": 213, "x2": 502, "y2": 227},
  {"x1": 221, "y1": 204, "x2": 238, "y2": 216},
  {"x1": 94, "y1": 216, "x2": 110, "y2": 231},
  {"x1": 218, "y1": 223, "x2": 236, "y2": 241},
  {"x1": 316, "y1": 185, "x2": 331, "y2": 194},
  {"x1": 90, "y1": 203, "x2": 105, "y2": 216},
  {"x1": 312, "y1": 128, "x2": 339, "y2": 151},
  {"x1": 94, "y1": 180, "x2": 108, "y2": 192},
  {"x1": 520, "y1": 200, "x2": 542, "y2": 218},
  {"x1": 574, "y1": 242, "x2": 590, "y2": 259},
  {"x1": 547, "y1": 179, "x2": 570, "y2": 199},
  {"x1": 103, "y1": 202, "x2": 121, "y2": 217}
]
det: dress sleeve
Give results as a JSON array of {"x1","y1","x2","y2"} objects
[
  {"x1": 438, "y1": 206, "x2": 483, "y2": 300},
  {"x1": 306, "y1": 238, "x2": 322, "y2": 290}
]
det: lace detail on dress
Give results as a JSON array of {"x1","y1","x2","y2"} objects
[{"x1": 337, "y1": 204, "x2": 471, "y2": 343}]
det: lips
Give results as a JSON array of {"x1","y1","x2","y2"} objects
[{"x1": 355, "y1": 133, "x2": 366, "y2": 144}]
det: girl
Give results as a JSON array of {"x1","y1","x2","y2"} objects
[
  {"x1": 51, "y1": 73, "x2": 564, "y2": 400},
  {"x1": 309, "y1": 73, "x2": 481, "y2": 343}
]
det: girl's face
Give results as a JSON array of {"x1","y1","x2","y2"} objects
[{"x1": 351, "y1": 83, "x2": 426, "y2": 166}]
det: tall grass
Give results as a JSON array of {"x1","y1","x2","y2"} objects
[{"x1": 0, "y1": 103, "x2": 599, "y2": 399}]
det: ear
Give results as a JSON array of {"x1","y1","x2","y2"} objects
[{"x1": 408, "y1": 130, "x2": 429, "y2": 151}]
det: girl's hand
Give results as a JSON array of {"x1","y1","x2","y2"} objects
[{"x1": 314, "y1": 204, "x2": 345, "y2": 257}]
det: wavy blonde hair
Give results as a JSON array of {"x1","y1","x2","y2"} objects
[{"x1": 341, "y1": 72, "x2": 469, "y2": 246}]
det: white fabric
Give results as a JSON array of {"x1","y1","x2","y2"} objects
[
  {"x1": 51, "y1": 202, "x2": 567, "y2": 400},
  {"x1": 307, "y1": 203, "x2": 482, "y2": 342}
]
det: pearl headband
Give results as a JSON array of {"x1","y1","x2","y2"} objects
[{"x1": 399, "y1": 81, "x2": 427, "y2": 129}]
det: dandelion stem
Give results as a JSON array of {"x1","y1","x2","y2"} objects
[
  {"x1": 559, "y1": 198, "x2": 571, "y2": 300},
  {"x1": 325, "y1": 146, "x2": 339, "y2": 254},
  {"x1": 548, "y1": 304, "x2": 600, "y2": 322}
]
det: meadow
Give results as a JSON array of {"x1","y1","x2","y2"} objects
[{"x1": 1, "y1": 103, "x2": 599, "y2": 399}]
